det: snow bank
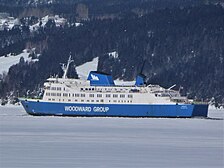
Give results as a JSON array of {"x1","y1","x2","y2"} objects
[
  {"x1": 30, "y1": 15, "x2": 67, "y2": 31},
  {"x1": 0, "y1": 51, "x2": 31, "y2": 74},
  {"x1": 76, "y1": 57, "x2": 98, "y2": 80},
  {"x1": 0, "y1": 106, "x2": 223, "y2": 168}
]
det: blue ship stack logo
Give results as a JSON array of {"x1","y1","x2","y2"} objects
[{"x1": 90, "y1": 74, "x2": 99, "y2": 81}]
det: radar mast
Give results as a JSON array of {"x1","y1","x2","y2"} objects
[{"x1": 61, "y1": 53, "x2": 74, "y2": 79}]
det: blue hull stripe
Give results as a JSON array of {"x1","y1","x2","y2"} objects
[{"x1": 20, "y1": 100, "x2": 208, "y2": 117}]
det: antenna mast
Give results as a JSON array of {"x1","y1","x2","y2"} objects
[{"x1": 61, "y1": 53, "x2": 74, "y2": 79}]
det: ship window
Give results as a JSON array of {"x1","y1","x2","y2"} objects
[
  {"x1": 46, "y1": 92, "x2": 50, "y2": 96},
  {"x1": 120, "y1": 94, "x2": 125, "y2": 98},
  {"x1": 97, "y1": 94, "x2": 102, "y2": 98},
  {"x1": 51, "y1": 87, "x2": 56, "y2": 90},
  {"x1": 52, "y1": 99, "x2": 55, "y2": 101},
  {"x1": 85, "y1": 88, "x2": 88, "y2": 90},
  {"x1": 81, "y1": 94, "x2": 85, "y2": 97},
  {"x1": 92, "y1": 88, "x2": 94, "y2": 90},
  {"x1": 72, "y1": 94, "x2": 74, "y2": 97},
  {"x1": 75, "y1": 94, "x2": 79, "y2": 97},
  {"x1": 68, "y1": 93, "x2": 71, "y2": 97},
  {"x1": 51, "y1": 93, "x2": 56, "y2": 96},
  {"x1": 128, "y1": 95, "x2": 133, "y2": 98},
  {"x1": 81, "y1": 88, "x2": 83, "y2": 91},
  {"x1": 113, "y1": 100, "x2": 117, "y2": 102},
  {"x1": 57, "y1": 87, "x2": 61, "y2": 91},
  {"x1": 68, "y1": 99, "x2": 71, "y2": 102},
  {"x1": 100, "y1": 99, "x2": 104, "y2": 102},
  {"x1": 63, "y1": 93, "x2": 68, "y2": 97},
  {"x1": 106, "y1": 94, "x2": 111, "y2": 98},
  {"x1": 75, "y1": 99, "x2": 77, "y2": 102},
  {"x1": 48, "y1": 98, "x2": 51, "y2": 101},
  {"x1": 91, "y1": 100, "x2": 94, "y2": 102},
  {"x1": 87, "y1": 100, "x2": 90, "y2": 102},
  {"x1": 113, "y1": 94, "x2": 118, "y2": 98},
  {"x1": 57, "y1": 93, "x2": 61, "y2": 96},
  {"x1": 89, "y1": 94, "x2": 94, "y2": 97},
  {"x1": 81, "y1": 100, "x2": 84, "y2": 102}
]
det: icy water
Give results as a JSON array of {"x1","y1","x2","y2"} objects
[{"x1": 0, "y1": 106, "x2": 223, "y2": 168}]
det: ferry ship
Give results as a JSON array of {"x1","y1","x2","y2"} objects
[{"x1": 20, "y1": 56, "x2": 208, "y2": 117}]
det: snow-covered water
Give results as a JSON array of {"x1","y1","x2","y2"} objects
[{"x1": 0, "y1": 106, "x2": 223, "y2": 168}]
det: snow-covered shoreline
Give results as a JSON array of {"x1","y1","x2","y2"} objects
[{"x1": 0, "y1": 106, "x2": 223, "y2": 168}]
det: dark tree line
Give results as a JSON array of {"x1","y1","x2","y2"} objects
[{"x1": 0, "y1": 3, "x2": 224, "y2": 104}]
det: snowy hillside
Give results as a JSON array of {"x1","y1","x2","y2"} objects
[
  {"x1": 30, "y1": 15, "x2": 67, "y2": 31},
  {"x1": 76, "y1": 57, "x2": 99, "y2": 80},
  {"x1": 0, "y1": 51, "x2": 31, "y2": 74}
]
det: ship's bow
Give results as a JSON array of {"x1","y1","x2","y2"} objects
[{"x1": 192, "y1": 104, "x2": 208, "y2": 117}]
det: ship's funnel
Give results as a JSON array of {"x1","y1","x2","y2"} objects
[
  {"x1": 135, "y1": 59, "x2": 147, "y2": 86},
  {"x1": 135, "y1": 74, "x2": 146, "y2": 86}
]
